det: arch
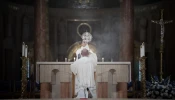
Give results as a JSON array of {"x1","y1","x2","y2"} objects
[
  {"x1": 51, "y1": 69, "x2": 59, "y2": 85},
  {"x1": 51, "y1": 69, "x2": 60, "y2": 98}
]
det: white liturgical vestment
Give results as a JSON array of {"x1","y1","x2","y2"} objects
[{"x1": 71, "y1": 52, "x2": 97, "y2": 98}]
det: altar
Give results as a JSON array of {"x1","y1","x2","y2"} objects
[{"x1": 36, "y1": 62, "x2": 131, "y2": 98}]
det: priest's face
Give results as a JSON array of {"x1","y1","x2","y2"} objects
[{"x1": 82, "y1": 41, "x2": 87, "y2": 47}]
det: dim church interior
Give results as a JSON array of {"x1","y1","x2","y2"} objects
[{"x1": 0, "y1": 0, "x2": 175, "y2": 99}]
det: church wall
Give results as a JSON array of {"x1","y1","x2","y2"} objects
[
  {"x1": 0, "y1": 3, "x2": 27, "y2": 80},
  {"x1": 162, "y1": 0, "x2": 175, "y2": 80},
  {"x1": 2, "y1": 10, "x2": 15, "y2": 81},
  {"x1": 0, "y1": 12, "x2": 4, "y2": 80}
]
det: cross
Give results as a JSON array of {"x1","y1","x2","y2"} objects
[
  {"x1": 151, "y1": 9, "x2": 173, "y2": 44},
  {"x1": 151, "y1": 9, "x2": 173, "y2": 81}
]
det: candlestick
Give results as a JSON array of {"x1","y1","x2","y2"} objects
[
  {"x1": 140, "y1": 57, "x2": 146, "y2": 98},
  {"x1": 27, "y1": 58, "x2": 30, "y2": 78},
  {"x1": 139, "y1": 61, "x2": 141, "y2": 81},
  {"x1": 20, "y1": 56, "x2": 28, "y2": 98}
]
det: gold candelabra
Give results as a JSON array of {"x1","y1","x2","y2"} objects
[
  {"x1": 160, "y1": 43, "x2": 163, "y2": 81},
  {"x1": 20, "y1": 56, "x2": 28, "y2": 98},
  {"x1": 140, "y1": 56, "x2": 146, "y2": 98}
]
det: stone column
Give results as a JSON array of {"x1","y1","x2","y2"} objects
[
  {"x1": 118, "y1": 0, "x2": 134, "y2": 98},
  {"x1": 34, "y1": 0, "x2": 50, "y2": 98}
]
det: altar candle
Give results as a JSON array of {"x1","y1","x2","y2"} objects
[
  {"x1": 65, "y1": 58, "x2": 67, "y2": 62},
  {"x1": 22, "y1": 42, "x2": 25, "y2": 56},
  {"x1": 142, "y1": 42, "x2": 145, "y2": 57},
  {"x1": 25, "y1": 45, "x2": 28, "y2": 57},
  {"x1": 68, "y1": 59, "x2": 70, "y2": 62},
  {"x1": 140, "y1": 45, "x2": 142, "y2": 57},
  {"x1": 140, "y1": 42, "x2": 145, "y2": 57},
  {"x1": 102, "y1": 58, "x2": 104, "y2": 62}
]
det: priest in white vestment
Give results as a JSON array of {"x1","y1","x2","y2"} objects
[
  {"x1": 71, "y1": 48, "x2": 97, "y2": 98},
  {"x1": 76, "y1": 41, "x2": 93, "y2": 60}
]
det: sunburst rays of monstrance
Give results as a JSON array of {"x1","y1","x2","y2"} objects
[{"x1": 67, "y1": 41, "x2": 97, "y2": 61}]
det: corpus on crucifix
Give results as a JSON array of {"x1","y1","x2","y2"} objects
[{"x1": 151, "y1": 9, "x2": 173, "y2": 81}]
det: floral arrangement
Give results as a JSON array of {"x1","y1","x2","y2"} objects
[{"x1": 146, "y1": 76, "x2": 175, "y2": 99}]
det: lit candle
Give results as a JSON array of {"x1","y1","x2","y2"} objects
[
  {"x1": 22, "y1": 42, "x2": 25, "y2": 56},
  {"x1": 140, "y1": 42, "x2": 145, "y2": 57},
  {"x1": 102, "y1": 58, "x2": 104, "y2": 62},
  {"x1": 142, "y1": 42, "x2": 145, "y2": 57},
  {"x1": 65, "y1": 58, "x2": 67, "y2": 62},
  {"x1": 68, "y1": 59, "x2": 70, "y2": 62},
  {"x1": 25, "y1": 45, "x2": 28, "y2": 57},
  {"x1": 140, "y1": 45, "x2": 142, "y2": 57}
]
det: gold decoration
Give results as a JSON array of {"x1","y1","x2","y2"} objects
[
  {"x1": 140, "y1": 56, "x2": 146, "y2": 98},
  {"x1": 67, "y1": 41, "x2": 96, "y2": 61},
  {"x1": 77, "y1": 23, "x2": 92, "y2": 37},
  {"x1": 151, "y1": 9, "x2": 173, "y2": 81},
  {"x1": 20, "y1": 56, "x2": 28, "y2": 98}
]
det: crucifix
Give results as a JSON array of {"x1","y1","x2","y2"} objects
[{"x1": 151, "y1": 9, "x2": 173, "y2": 81}]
